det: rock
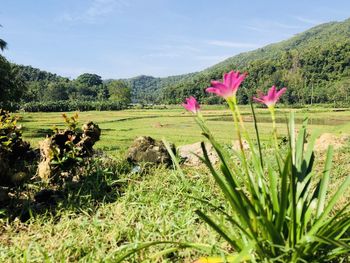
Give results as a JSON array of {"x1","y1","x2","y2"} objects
[
  {"x1": 178, "y1": 142, "x2": 219, "y2": 166},
  {"x1": 126, "y1": 136, "x2": 174, "y2": 166}
]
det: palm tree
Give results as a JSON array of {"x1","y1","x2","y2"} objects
[
  {"x1": 0, "y1": 39, "x2": 7, "y2": 51},
  {"x1": 0, "y1": 25, "x2": 7, "y2": 51}
]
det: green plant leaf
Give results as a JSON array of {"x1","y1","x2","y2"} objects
[{"x1": 316, "y1": 145, "x2": 333, "y2": 218}]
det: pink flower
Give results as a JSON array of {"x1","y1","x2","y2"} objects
[
  {"x1": 206, "y1": 70, "x2": 247, "y2": 99},
  {"x1": 182, "y1": 96, "x2": 200, "y2": 114},
  {"x1": 253, "y1": 86, "x2": 287, "y2": 107}
]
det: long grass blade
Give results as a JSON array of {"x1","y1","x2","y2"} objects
[
  {"x1": 276, "y1": 151, "x2": 292, "y2": 232},
  {"x1": 306, "y1": 175, "x2": 350, "y2": 237},
  {"x1": 162, "y1": 138, "x2": 183, "y2": 175},
  {"x1": 196, "y1": 210, "x2": 241, "y2": 251},
  {"x1": 250, "y1": 103, "x2": 263, "y2": 168},
  {"x1": 316, "y1": 145, "x2": 333, "y2": 218}
]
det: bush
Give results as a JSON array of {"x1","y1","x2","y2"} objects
[
  {"x1": 38, "y1": 113, "x2": 101, "y2": 182},
  {"x1": 0, "y1": 109, "x2": 35, "y2": 186}
]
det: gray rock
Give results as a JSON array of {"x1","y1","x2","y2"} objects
[{"x1": 126, "y1": 136, "x2": 174, "y2": 166}]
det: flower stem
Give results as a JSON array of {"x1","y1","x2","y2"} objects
[
  {"x1": 269, "y1": 106, "x2": 279, "y2": 150},
  {"x1": 227, "y1": 98, "x2": 250, "y2": 176}
]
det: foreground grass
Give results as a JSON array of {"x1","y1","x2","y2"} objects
[
  {"x1": 0, "y1": 157, "x2": 227, "y2": 262},
  {"x1": 1, "y1": 143, "x2": 349, "y2": 262}
]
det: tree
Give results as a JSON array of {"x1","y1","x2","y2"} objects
[
  {"x1": 0, "y1": 39, "x2": 7, "y2": 51},
  {"x1": 75, "y1": 73, "x2": 102, "y2": 87},
  {"x1": 107, "y1": 80, "x2": 131, "y2": 104},
  {"x1": 0, "y1": 25, "x2": 7, "y2": 51},
  {"x1": 97, "y1": 84, "x2": 109, "y2": 101},
  {"x1": 0, "y1": 56, "x2": 26, "y2": 103},
  {"x1": 43, "y1": 82, "x2": 69, "y2": 101}
]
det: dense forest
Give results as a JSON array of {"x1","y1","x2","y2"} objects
[{"x1": 0, "y1": 18, "x2": 349, "y2": 110}]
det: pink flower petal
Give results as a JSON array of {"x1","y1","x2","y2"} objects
[
  {"x1": 182, "y1": 96, "x2": 200, "y2": 113},
  {"x1": 276, "y1": 87, "x2": 287, "y2": 100},
  {"x1": 253, "y1": 86, "x2": 287, "y2": 107},
  {"x1": 206, "y1": 87, "x2": 222, "y2": 96},
  {"x1": 253, "y1": 97, "x2": 265, "y2": 104},
  {"x1": 206, "y1": 70, "x2": 246, "y2": 100}
]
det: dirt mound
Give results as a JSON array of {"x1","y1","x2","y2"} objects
[{"x1": 315, "y1": 133, "x2": 349, "y2": 151}]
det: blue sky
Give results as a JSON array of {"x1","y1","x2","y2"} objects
[{"x1": 1, "y1": 0, "x2": 349, "y2": 79}]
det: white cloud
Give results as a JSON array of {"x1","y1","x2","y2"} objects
[
  {"x1": 207, "y1": 40, "x2": 260, "y2": 49},
  {"x1": 245, "y1": 20, "x2": 303, "y2": 34},
  {"x1": 244, "y1": 25, "x2": 269, "y2": 33},
  {"x1": 142, "y1": 52, "x2": 180, "y2": 58},
  {"x1": 292, "y1": 16, "x2": 322, "y2": 25},
  {"x1": 273, "y1": 22, "x2": 302, "y2": 29},
  {"x1": 151, "y1": 44, "x2": 201, "y2": 53},
  {"x1": 60, "y1": 0, "x2": 129, "y2": 23}
]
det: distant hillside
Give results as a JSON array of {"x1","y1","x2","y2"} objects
[
  {"x1": 121, "y1": 73, "x2": 195, "y2": 103},
  {"x1": 161, "y1": 18, "x2": 350, "y2": 105}
]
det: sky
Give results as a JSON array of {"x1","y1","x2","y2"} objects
[{"x1": 0, "y1": 0, "x2": 349, "y2": 79}]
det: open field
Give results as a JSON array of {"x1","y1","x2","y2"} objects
[
  {"x1": 1, "y1": 106, "x2": 350, "y2": 262},
  {"x1": 18, "y1": 106, "x2": 350, "y2": 153}
]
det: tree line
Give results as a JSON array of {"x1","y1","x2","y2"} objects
[{"x1": 0, "y1": 28, "x2": 132, "y2": 111}]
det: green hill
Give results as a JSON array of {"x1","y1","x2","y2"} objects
[{"x1": 161, "y1": 18, "x2": 350, "y2": 105}]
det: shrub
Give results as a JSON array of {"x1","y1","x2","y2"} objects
[
  {"x1": 20, "y1": 100, "x2": 128, "y2": 112},
  {"x1": 0, "y1": 109, "x2": 35, "y2": 186},
  {"x1": 37, "y1": 113, "x2": 101, "y2": 182}
]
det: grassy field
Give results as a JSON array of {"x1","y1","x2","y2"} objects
[
  {"x1": 18, "y1": 106, "x2": 350, "y2": 153},
  {"x1": 1, "y1": 106, "x2": 350, "y2": 262}
]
